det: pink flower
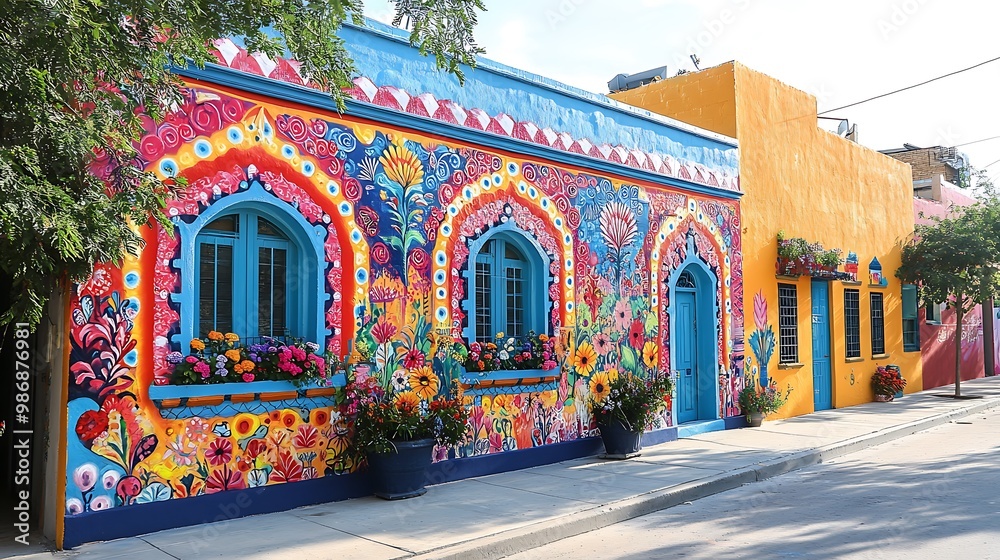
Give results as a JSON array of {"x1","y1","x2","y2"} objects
[
  {"x1": 593, "y1": 333, "x2": 612, "y2": 356},
  {"x1": 185, "y1": 356, "x2": 198, "y2": 363},
  {"x1": 207, "y1": 438, "x2": 233, "y2": 466},
  {"x1": 613, "y1": 300, "x2": 632, "y2": 331},
  {"x1": 242, "y1": 372, "x2": 255, "y2": 382}
]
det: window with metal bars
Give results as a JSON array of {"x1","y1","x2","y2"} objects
[
  {"x1": 778, "y1": 284, "x2": 798, "y2": 363},
  {"x1": 902, "y1": 285, "x2": 919, "y2": 351},
  {"x1": 844, "y1": 289, "x2": 861, "y2": 358},
  {"x1": 871, "y1": 292, "x2": 886, "y2": 355}
]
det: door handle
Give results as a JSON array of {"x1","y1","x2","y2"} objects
[{"x1": 686, "y1": 368, "x2": 692, "y2": 377}]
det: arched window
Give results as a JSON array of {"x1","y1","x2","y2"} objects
[
  {"x1": 469, "y1": 231, "x2": 545, "y2": 343},
  {"x1": 196, "y1": 210, "x2": 301, "y2": 338}
]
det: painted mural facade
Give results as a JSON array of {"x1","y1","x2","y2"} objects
[
  {"x1": 612, "y1": 61, "x2": 923, "y2": 418},
  {"x1": 62, "y1": 53, "x2": 743, "y2": 541}
]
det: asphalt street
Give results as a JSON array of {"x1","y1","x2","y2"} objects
[{"x1": 505, "y1": 408, "x2": 1000, "y2": 559}]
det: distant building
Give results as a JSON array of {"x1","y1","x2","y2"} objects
[{"x1": 881, "y1": 145, "x2": 991, "y2": 389}]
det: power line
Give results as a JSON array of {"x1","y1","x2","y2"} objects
[
  {"x1": 955, "y1": 134, "x2": 1000, "y2": 148},
  {"x1": 818, "y1": 55, "x2": 1000, "y2": 115}
]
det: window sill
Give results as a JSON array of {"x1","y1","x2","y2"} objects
[
  {"x1": 459, "y1": 367, "x2": 560, "y2": 395},
  {"x1": 869, "y1": 284, "x2": 887, "y2": 289},
  {"x1": 872, "y1": 353, "x2": 890, "y2": 360},
  {"x1": 841, "y1": 281, "x2": 862, "y2": 286},
  {"x1": 775, "y1": 275, "x2": 801, "y2": 281},
  {"x1": 845, "y1": 357, "x2": 865, "y2": 363},
  {"x1": 148, "y1": 376, "x2": 344, "y2": 420},
  {"x1": 778, "y1": 362, "x2": 804, "y2": 369},
  {"x1": 903, "y1": 347, "x2": 920, "y2": 353}
]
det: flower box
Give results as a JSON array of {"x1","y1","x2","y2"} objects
[
  {"x1": 148, "y1": 375, "x2": 345, "y2": 420},
  {"x1": 458, "y1": 367, "x2": 559, "y2": 396}
]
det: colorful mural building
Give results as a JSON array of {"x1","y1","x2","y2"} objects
[
  {"x1": 45, "y1": 21, "x2": 747, "y2": 547},
  {"x1": 882, "y1": 144, "x2": 996, "y2": 386},
  {"x1": 612, "y1": 61, "x2": 922, "y2": 419}
]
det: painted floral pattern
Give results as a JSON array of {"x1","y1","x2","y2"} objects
[{"x1": 66, "y1": 84, "x2": 744, "y2": 518}]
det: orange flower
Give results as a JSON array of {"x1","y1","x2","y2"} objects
[
  {"x1": 225, "y1": 349, "x2": 241, "y2": 362},
  {"x1": 234, "y1": 363, "x2": 244, "y2": 374},
  {"x1": 239, "y1": 360, "x2": 255, "y2": 372},
  {"x1": 224, "y1": 332, "x2": 240, "y2": 343},
  {"x1": 208, "y1": 331, "x2": 224, "y2": 342},
  {"x1": 280, "y1": 410, "x2": 299, "y2": 429},
  {"x1": 408, "y1": 367, "x2": 440, "y2": 400},
  {"x1": 190, "y1": 339, "x2": 205, "y2": 351},
  {"x1": 394, "y1": 391, "x2": 420, "y2": 413}
]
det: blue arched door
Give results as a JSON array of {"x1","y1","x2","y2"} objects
[{"x1": 675, "y1": 286, "x2": 698, "y2": 423}]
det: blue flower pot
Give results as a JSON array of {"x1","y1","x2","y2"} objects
[
  {"x1": 367, "y1": 438, "x2": 435, "y2": 499},
  {"x1": 597, "y1": 419, "x2": 643, "y2": 459}
]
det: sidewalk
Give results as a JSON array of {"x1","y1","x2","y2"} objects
[{"x1": 18, "y1": 377, "x2": 1000, "y2": 560}]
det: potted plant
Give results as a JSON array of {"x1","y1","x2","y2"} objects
[
  {"x1": 337, "y1": 372, "x2": 470, "y2": 499},
  {"x1": 872, "y1": 365, "x2": 906, "y2": 402},
  {"x1": 817, "y1": 248, "x2": 843, "y2": 271},
  {"x1": 587, "y1": 371, "x2": 673, "y2": 459},
  {"x1": 738, "y1": 377, "x2": 792, "y2": 427}
]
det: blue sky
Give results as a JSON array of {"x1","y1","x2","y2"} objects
[{"x1": 365, "y1": 1, "x2": 1000, "y2": 179}]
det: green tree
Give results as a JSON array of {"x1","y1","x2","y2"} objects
[
  {"x1": 0, "y1": 0, "x2": 484, "y2": 329},
  {"x1": 896, "y1": 199, "x2": 1000, "y2": 397}
]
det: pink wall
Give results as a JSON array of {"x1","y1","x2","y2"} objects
[{"x1": 914, "y1": 182, "x2": 989, "y2": 389}]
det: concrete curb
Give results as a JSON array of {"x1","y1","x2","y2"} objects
[{"x1": 409, "y1": 395, "x2": 1000, "y2": 560}]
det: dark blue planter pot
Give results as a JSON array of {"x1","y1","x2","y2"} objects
[
  {"x1": 367, "y1": 438, "x2": 436, "y2": 499},
  {"x1": 597, "y1": 419, "x2": 643, "y2": 459}
]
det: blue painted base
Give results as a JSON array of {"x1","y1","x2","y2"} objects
[
  {"x1": 62, "y1": 436, "x2": 605, "y2": 549},
  {"x1": 677, "y1": 418, "x2": 727, "y2": 438}
]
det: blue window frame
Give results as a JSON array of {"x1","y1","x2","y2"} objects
[
  {"x1": 902, "y1": 284, "x2": 920, "y2": 351},
  {"x1": 467, "y1": 231, "x2": 546, "y2": 343},
  {"x1": 196, "y1": 211, "x2": 298, "y2": 338}
]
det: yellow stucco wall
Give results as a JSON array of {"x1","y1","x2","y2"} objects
[{"x1": 613, "y1": 62, "x2": 921, "y2": 418}]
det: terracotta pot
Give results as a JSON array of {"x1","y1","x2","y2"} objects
[{"x1": 747, "y1": 412, "x2": 765, "y2": 427}]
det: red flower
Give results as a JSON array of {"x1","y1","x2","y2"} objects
[
  {"x1": 402, "y1": 348, "x2": 425, "y2": 370},
  {"x1": 206, "y1": 438, "x2": 233, "y2": 466},
  {"x1": 245, "y1": 438, "x2": 267, "y2": 460},
  {"x1": 371, "y1": 242, "x2": 391, "y2": 265},
  {"x1": 206, "y1": 465, "x2": 246, "y2": 494},
  {"x1": 628, "y1": 318, "x2": 645, "y2": 349},
  {"x1": 408, "y1": 247, "x2": 430, "y2": 271},
  {"x1": 75, "y1": 409, "x2": 109, "y2": 445},
  {"x1": 371, "y1": 317, "x2": 397, "y2": 344}
]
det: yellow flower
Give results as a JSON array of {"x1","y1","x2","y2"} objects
[
  {"x1": 492, "y1": 394, "x2": 519, "y2": 417},
  {"x1": 590, "y1": 372, "x2": 611, "y2": 401},
  {"x1": 394, "y1": 391, "x2": 421, "y2": 413},
  {"x1": 481, "y1": 396, "x2": 493, "y2": 413},
  {"x1": 225, "y1": 349, "x2": 242, "y2": 362},
  {"x1": 605, "y1": 368, "x2": 620, "y2": 383},
  {"x1": 495, "y1": 332, "x2": 504, "y2": 339},
  {"x1": 408, "y1": 367, "x2": 440, "y2": 400},
  {"x1": 190, "y1": 339, "x2": 205, "y2": 351},
  {"x1": 240, "y1": 360, "x2": 255, "y2": 372},
  {"x1": 208, "y1": 331, "x2": 224, "y2": 342},
  {"x1": 642, "y1": 341, "x2": 659, "y2": 369},
  {"x1": 538, "y1": 334, "x2": 549, "y2": 342},
  {"x1": 379, "y1": 140, "x2": 424, "y2": 188},
  {"x1": 539, "y1": 390, "x2": 558, "y2": 408},
  {"x1": 224, "y1": 332, "x2": 240, "y2": 343},
  {"x1": 573, "y1": 341, "x2": 598, "y2": 377}
]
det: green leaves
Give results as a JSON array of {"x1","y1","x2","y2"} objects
[
  {"x1": 1, "y1": 0, "x2": 484, "y2": 329},
  {"x1": 897, "y1": 196, "x2": 1000, "y2": 314}
]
